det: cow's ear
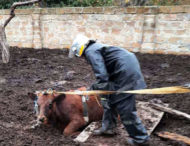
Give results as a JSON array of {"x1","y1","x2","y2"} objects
[{"x1": 28, "y1": 92, "x2": 36, "y2": 100}]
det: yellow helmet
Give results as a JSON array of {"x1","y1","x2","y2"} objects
[{"x1": 69, "y1": 34, "x2": 91, "y2": 58}]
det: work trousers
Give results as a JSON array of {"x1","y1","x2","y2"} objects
[{"x1": 100, "y1": 94, "x2": 149, "y2": 142}]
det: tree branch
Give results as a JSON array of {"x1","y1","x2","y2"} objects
[{"x1": 4, "y1": 0, "x2": 41, "y2": 28}]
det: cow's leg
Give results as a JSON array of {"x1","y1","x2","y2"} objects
[{"x1": 63, "y1": 117, "x2": 86, "y2": 136}]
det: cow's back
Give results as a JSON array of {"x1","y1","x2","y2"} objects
[
  {"x1": 57, "y1": 94, "x2": 84, "y2": 122},
  {"x1": 61, "y1": 94, "x2": 103, "y2": 122}
]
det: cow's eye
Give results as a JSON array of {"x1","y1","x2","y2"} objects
[{"x1": 49, "y1": 103, "x2": 53, "y2": 109}]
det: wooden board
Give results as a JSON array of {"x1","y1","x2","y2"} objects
[
  {"x1": 74, "y1": 101, "x2": 166, "y2": 143},
  {"x1": 74, "y1": 122, "x2": 97, "y2": 143},
  {"x1": 137, "y1": 101, "x2": 166, "y2": 135},
  {"x1": 149, "y1": 103, "x2": 190, "y2": 121},
  {"x1": 157, "y1": 131, "x2": 190, "y2": 145}
]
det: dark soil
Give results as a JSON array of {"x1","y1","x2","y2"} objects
[{"x1": 0, "y1": 47, "x2": 189, "y2": 146}]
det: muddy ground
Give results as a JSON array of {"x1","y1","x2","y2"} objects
[{"x1": 0, "y1": 47, "x2": 189, "y2": 146}]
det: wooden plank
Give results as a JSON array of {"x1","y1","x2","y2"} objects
[
  {"x1": 157, "y1": 131, "x2": 190, "y2": 145},
  {"x1": 74, "y1": 101, "x2": 165, "y2": 142},
  {"x1": 150, "y1": 103, "x2": 190, "y2": 121},
  {"x1": 74, "y1": 122, "x2": 97, "y2": 143},
  {"x1": 137, "y1": 101, "x2": 166, "y2": 135}
]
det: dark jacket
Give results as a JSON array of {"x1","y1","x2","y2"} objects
[{"x1": 84, "y1": 42, "x2": 146, "y2": 103}]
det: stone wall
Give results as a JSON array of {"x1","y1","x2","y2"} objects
[{"x1": 0, "y1": 6, "x2": 190, "y2": 55}]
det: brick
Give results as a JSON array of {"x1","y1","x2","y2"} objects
[
  {"x1": 159, "y1": 6, "x2": 171, "y2": 13},
  {"x1": 102, "y1": 28, "x2": 109, "y2": 33},
  {"x1": 168, "y1": 37, "x2": 181, "y2": 43},
  {"x1": 7, "y1": 31, "x2": 13, "y2": 35},
  {"x1": 62, "y1": 44, "x2": 70, "y2": 49},
  {"x1": 74, "y1": 8, "x2": 83, "y2": 13},
  {"x1": 33, "y1": 26, "x2": 40, "y2": 30},
  {"x1": 15, "y1": 9, "x2": 33, "y2": 15},
  {"x1": 31, "y1": 8, "x2": 42, "y2": 14},
  {"x1": 114, "y1": 7, "x2": 125, "y2": 14},
  {"x1": 59, "y1": 8, "x2": 76, "y2": 14},
  {"x1": 159, "y1": 14, "x2": 178, "y2": 21},
  {"x1": 17, "y1": 42, "x2": 22, "y2": 48},
  {"x1": 154, "y1": 49, "x2": 165, "y2": 54},
  {"x1": 22, "y1": 42, "x2": 32, "y2": 48},
  {"x1": 91, "y1": 7, "x2": 104, "y2": 14},
  {"x1": 132, "y1": 42, "x2": 141, "y2": 48},
  {"x1": 112, "y1": 28, "x2": 121, "y2": 34},
  {"x1": 43, "y1": 27, "x2": 49, "y2": 32},
  {"x1": 41, "y1": 8, "x2": 49, "y2": 14},
  {"x1": 104, "y1": 7, "x2": 115, "y2": 14},
  {"x1": 0, "y1": 10, "x2": 10, "y2": 15},
  {"x1": 126, "y1": 21, "x2": 136, "y2": 26},
  {"x1": 78, "y1": 27, "x2": 86, "y2": 32},
  {"x1": 144, "y1": 22, "x2": 156, "y2": 30},
  {"x1": 136, "y1": 7, "x2": 145, "y2": 14},
  {"x1": 184, "y1": 5, "x2": 190, "y2": 13},
  {"x1": 48, "y1": 33, "x2": 54, "y2": 38},
  {"x1": 141, "y1": 43, "x2": 155, "y2": 53},
  {"x1": 170, "y1": 6, "x2": 185, "y2": 13},
  {"x1": 144, "y1": 6, "x2": 159, "y2": 14},
  {"x1": 182, "y1": 38, "x2": 190, "y2": 44},
  {"x1": 22, "y1": 21, "x2": 29, "y2": 26},
  {"x1": 156, "y1": 37, "x2": 168, "y2": 43},
  {"x1": 123, "y1": 14, "x2": 143, "y2": 21},
  {"x1": 33, "y1": 43, "x2": 42, "y2": 49},
  {"x1": 33, "y1": 37, "x2": 41, "y2": 43},
  {"x1": 32, "y1": 14, "x2": 40, "y2": 20},
  {"x1": 83, "y1": 7, "x2": 95, "y2": 14},
  {"x1": 175, "y1": 30, "x2": 187, "y2": 35},
  {"x1": 125, "y1": 7, "x2": 137, "y2": 14},
  {"x1": 143, "y1": 31, "x2": 154, "y2": 42}
]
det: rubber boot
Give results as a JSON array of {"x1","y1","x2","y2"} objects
[
  {"x1": 126, "y1": 137, "x2": 150, "y2": 146},
  {"x1": 94, "y1": 97, "x2": 117, "y2": 136}
]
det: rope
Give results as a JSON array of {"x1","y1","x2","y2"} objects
[{"x1": 54, "y1": 85, "x2": 190, "y2": 96}]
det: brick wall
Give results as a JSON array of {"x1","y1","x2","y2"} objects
[{"x1": 0, "y1": 6, "x2": 190, "y2": 55}]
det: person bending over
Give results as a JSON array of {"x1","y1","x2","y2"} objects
[{"x1": 68, "y1": 34, "x2": 149, "y2": 145}]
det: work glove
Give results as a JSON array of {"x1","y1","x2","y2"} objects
[
  {"x1": 90, "y1": 81, "x2": 114, "y2": 91},
  {"x1": 90, "y1": 81, "x2": 114, "y2": 101}
]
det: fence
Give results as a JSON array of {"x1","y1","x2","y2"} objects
[{"x1": 0, "y1": 6, "x2": 190, "y2": 55}]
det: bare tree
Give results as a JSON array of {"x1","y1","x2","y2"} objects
[{"x1": 0, "y1": 0, "x2": 41, "y2": 63}]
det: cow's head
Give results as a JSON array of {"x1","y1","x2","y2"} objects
[{"x1": 28, "y1": 90, "x2": 60, "y2": 125}]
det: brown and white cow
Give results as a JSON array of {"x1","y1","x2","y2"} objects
[{"x1": 28, "y1": 87, "x2": 103, "y2": 136}]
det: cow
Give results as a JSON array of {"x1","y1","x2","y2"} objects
[{"x1": 28, "y1": 87, "x2": 103, "y2": 136}]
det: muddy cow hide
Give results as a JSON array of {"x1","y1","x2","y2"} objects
[{"x1": 28, "y1": 87, "x2": 103, "y2": 136}]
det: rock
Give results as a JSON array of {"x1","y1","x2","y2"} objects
[
  {"x1": 0, "y1": 77, "x2": 6, "y2": 84},
  {"x1": 160, "y1": 63, "x2": 170, "y2": 68},
  {"x1": 64, "y1": 71, "x2": 76, "y2": 80},
  {"x1": 34, "y1": 79, "x2": 43, "y2": 83},
  {"x1": 50, "y1": 80, "x2": 67, "y2": 87}
]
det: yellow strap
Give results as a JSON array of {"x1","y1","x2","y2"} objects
[{"x1": 55, "y1": 86, "x2": 190, "y2": 96}]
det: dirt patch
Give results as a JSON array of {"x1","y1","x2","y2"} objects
[{"x1": 0, "y1": 47, "x2": 190, "y2": 146}]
